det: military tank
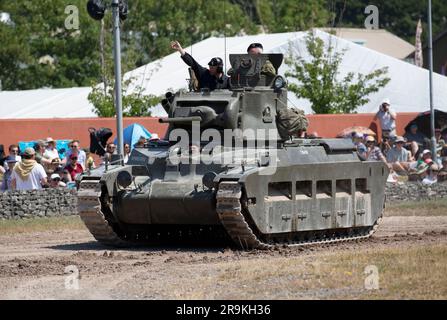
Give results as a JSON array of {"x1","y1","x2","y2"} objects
[{"x1": 77, "y1": 53, "x2": 388, "y2": 249}]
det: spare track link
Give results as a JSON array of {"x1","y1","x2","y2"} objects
[
  {"x1": 216, "y1": 181, "x2": 382, "y2": 250},
  {"x1": 77, "y1": 180, "x2": 128, "y2": 247}
]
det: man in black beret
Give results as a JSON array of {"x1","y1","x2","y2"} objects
[{"x1": 246, "y1": 43, "x2": 276, "y2": 77}]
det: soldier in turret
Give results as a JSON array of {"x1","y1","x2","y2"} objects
[
  {"x1": 170, "y1": 40, "x2": 230, "y2": 91},
  {"x1": 227, "y1": 42, "x2": 277, "y2": 78},
  {"x1": 246, "y1": 43, "x2": 276, "y2": 77}
]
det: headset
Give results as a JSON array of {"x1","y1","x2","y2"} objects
[{"x1": 208, "y1": 57, "x2": 224, "y2": 73}]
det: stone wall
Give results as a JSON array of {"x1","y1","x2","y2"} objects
[
  {"x1": 0, "y1": 182, "x2": 446, "y2": 220},
  {"x1": 0, "y1": 188, "x2": 78, "y2": 219},
  {"x1": 385, "y1": 181, "x2": 447, "y2": 203}
]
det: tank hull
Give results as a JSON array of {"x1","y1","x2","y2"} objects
[{"x1": 78, "y1": 142, "x2": 388, "y2": 249}]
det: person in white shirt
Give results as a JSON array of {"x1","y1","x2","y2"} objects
[
  {"x1": 123, "y1": 143, "x2": 131, "y2": 164},
  {"x1": 385, "y1": 136, "x2": 415, "y2": 174},
  {"x1": 49, "y1": 173, "x2": 67, "y2": 188},
  {"x1": 43, "y1": 137, "x2": 60, "y2": 162},
  {"x1": 11, "y1": 148, "x2": 48, "y2": 191},
  {"x1": 373, "y1": 98, "x2": 397, "y2": 139}
]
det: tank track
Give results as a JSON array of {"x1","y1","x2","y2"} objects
[
  {"x1": 77, "y1": 179, "x2": 128, "y2": 247},
  {"x1": 216, "y1": 181, "x2": 382, "y2": 250}
]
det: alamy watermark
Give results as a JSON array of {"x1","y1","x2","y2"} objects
[
  {"x1": 364, "y1": 265, "x2": 379, "y2": 290},
  {"x1": 65, "y1": 265, "x2": 80, "y2": 290},
  {"x1": 146, "y1": 126, "x2": 281, "y2": 176},
  {"x1": 64, "y1": 5, "x2": 79, "y2": 30},
  {"x1": 364, "y1": 5, "x2": 379, "y2": 30}
]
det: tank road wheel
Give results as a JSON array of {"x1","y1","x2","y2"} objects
[{"x1": 77, "y1": 180, "x2": 129, "y2": 247}]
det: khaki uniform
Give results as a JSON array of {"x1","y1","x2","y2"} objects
[{"x1": 261, "y1": 60, "x2": 276, "y2": 77}]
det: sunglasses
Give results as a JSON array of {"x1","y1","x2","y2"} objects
[
  {"x1": 11, "y1": 150, "x2": 19, "y2": 153},
  {"x1": 52, "y1": 178, "x2": 61, "y2": 181},
  {"x1": 71, "y1": 157, "x2": 78, "y2": 160}
]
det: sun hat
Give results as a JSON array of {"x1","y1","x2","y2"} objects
[
  {"x1": 4, "y1": 155, "x2": 18, "y2": 163},
  {"x1": 23, "y1": 147, "x2": 36, "y2": 156}
]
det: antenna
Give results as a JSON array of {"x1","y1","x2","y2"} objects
[
  {"x1": 224, "y1": 35, "x2": 227, "y2": 74},
  {"x1": 224, "y1": 0, "x2": 227, "y2": 74}
]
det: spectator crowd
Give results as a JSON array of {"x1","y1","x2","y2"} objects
[
  {"x1": 0, "y1": 138, "x2": 95, "y2": 191},
  {"x1": 0, "y1": 133, "x2": 162, "y2": 192},
  {"x1": 354, "y1": 98, "x2": 447, "y2": 185}
]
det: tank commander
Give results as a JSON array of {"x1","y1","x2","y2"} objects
[
  {"x1": 170, "y1": 40, "x2": 230, "y2": 91},
  {"x1": 227, "y1": 42, "x2": 277, "y2": 78},
  {"x1": 246, "y1": 43, "x2": 276, "y2": 77}
]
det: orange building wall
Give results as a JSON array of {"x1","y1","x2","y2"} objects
[
  {"x1": 0, "y1": 113, "x2": 418, "y2": 152},
  {"x1": 306, "y1": 112, "x2": 418, "y2": 139},
  {"x1": 0, "y1": 117, "x2": 168, "y2": 152}
]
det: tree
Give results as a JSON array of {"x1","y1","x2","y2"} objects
[
  {"x1": 88, "y1": 76, "x2": 161, "y2": 117},
  {"x1": 256, "y1": 0, "x2": 331, "y2": 32},
  {"x1": 231, "y1": 0, "x2": 331, "y2": 32},
  {"x1": 285, "y1": 32, "x2": 390, "y2": 114},
  {"x1": 0, "y1": 0, "x2": 258, "y2": 91},
  {"x1": 0, "y1": 0, "x2": 103, "y2": 90},
  {"x1": 125, "y1": 0, "x2": 258, "y2": 64}
]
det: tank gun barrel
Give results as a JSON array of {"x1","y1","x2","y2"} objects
[{"x1": 159, "y1": 116, "x2": 202, "y2": 124}]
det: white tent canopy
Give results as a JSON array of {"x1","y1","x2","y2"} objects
[
  {"x1": 0, "y1": 87, "x2": 95, "y2": 119},
  {"x1": 1, "y1": 30, "x2": 446, "y2": 119},
  {"x1": 125, "y1": 29, "x2": 447, "y2": 116}
]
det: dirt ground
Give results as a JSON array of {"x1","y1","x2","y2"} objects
[{"x1": 0, "y1": 215, "x2": 446, "y2": 300}]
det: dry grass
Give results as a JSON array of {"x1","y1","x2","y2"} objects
[
  {"x1": 0, "y1": 215, "x2": 85, "y2": 235},
  {"x1": 385, "y1": 198, "x2": 447, "y2": 217},
  {"x1": 176, "y1": 243, "x2": 447, "y2": 300}
]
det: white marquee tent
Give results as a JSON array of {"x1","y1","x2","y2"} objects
[
  {"x1": 125, "y1": 29, "x2": 447, "y2": 116},
  {"x1": 1, "y1": 30, "x2": 446, "y2": 119},
  {"x1": 0, "y1": 87, "x2": 95, "y2": 119}
]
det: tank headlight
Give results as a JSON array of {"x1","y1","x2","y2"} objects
[
  {"x1": 117, "y1": 171, "x2": 133, "y2": 188},
  {"x1": 273, "y1": 76, "x2": 287, "y2": 90}
]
